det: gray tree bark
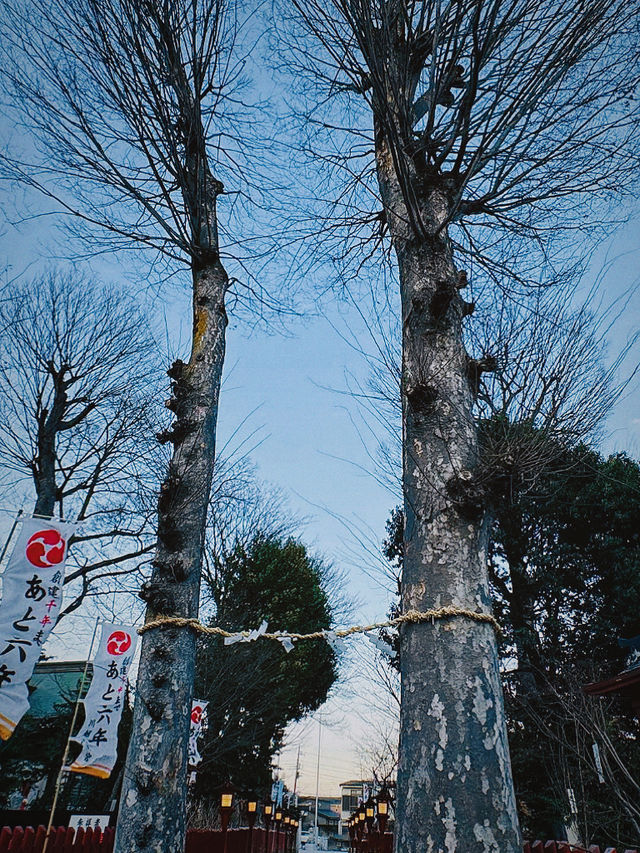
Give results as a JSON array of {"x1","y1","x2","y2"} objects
[
  {"x1": 115, "y1": 185, "x2": 228, "y2": 853},
  {"x1": 375, "y1": 143, "x2": 521, "y2": 851},
  {"x1": 33, "y1": 369, "x2": 66, "y2": 518}
]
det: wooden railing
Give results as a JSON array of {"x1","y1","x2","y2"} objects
[
  {"x1": 1, "y1": 827, "x2": 638, "y2": 853},
  {"x1": 0, "y1": 826, "x2": 287, "y2": 853},
  {"x1": 0, "y1": 825, "x2": 114, "y2": 852},
  {"x1": 523, "y1": 843, "x2": 639, "y2": 853}
]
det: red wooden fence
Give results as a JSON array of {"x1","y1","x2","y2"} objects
[
  {"x1": 186, "y1": 828, "x2": 286, "y2": 852},
  {"x1": 0, "y1": 826, "x2": 114, "y2": 852},
  {"x1": 523, "y1": 844, "x2": 639, "y2": 853},
  {"x1": 1, "y1": 829, "x2": 638, "y2": 853},
  {"x1": 0, "y1": 827, "x2": 287, "y2": 853}
]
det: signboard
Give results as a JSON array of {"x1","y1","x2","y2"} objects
[
  {"x1": 69, "y1": 622, "x2": 136, "y2": 778},
  {"x1": 0, "y1": 517, "x2": 74, "y2": 739}
]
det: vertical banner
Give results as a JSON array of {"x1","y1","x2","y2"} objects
[
  {"x1": 0, "y1": 517, "x2": 75, "y2": 740},
  {"x1": 69, "y1": 622, "x2": 137, "y2": 779},
  {"x1": 188, "y1": 699, "x2": 208, "y2": 768},
  {"x1": 271, "y1": 779, "x2": 284, "y2": 807},
  {"x1": 187, "y1": 699, "x2": 208, "y2": 784}
]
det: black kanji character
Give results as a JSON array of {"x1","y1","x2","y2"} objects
[
  {"x1": 12, "y1": 607, "x2": 35, "y2": 632},
  {"x1": 97, "y1": 705, "x2": 113, "y2": 724},
  {"x1": 89, "y1": 727, "x2": 108, "y2": 746},
  {"x1": 25, "y1": 574, "x2": 46, "y2": 601},
  {"x1": 0, "y1": 663, "x2": 16, "y2": 686},
  {"x1": 48, "y1": 585, "x2": 60, "y2": 598},
  {"x1": 51, "y1": 572, "x2": 62, "y2": 584},
  {"x1": 1, "y1": 637, "x2": 32, "y2": 662}
]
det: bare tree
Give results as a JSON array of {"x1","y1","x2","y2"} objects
[
  {"x1": 0, "y1": 1, "x2": 270, "y2": 849},
  {"x1": 280, "y1": 1, "x2": 640, "y2": 848},
  {"x1": 0, "y1": 269, "x2": 162, "y2": 615},
  {"x1": 505, "y1": 666, "x2": 640, "y2": 845}
]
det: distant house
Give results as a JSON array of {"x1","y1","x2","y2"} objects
[
  {"x1": 29, "y1": 660, "x2": 91, "y2": 718},
  {"x1": 339, "y1": 779, "x2": 396, "y2": 840},
  {"x1": 0, "y1": 659, "x2": 127, "y2": 824},
  {"x1": 0, "y1": 660, "x2": 90, "y2": 809},
  {"x1": 297, "y1": 795, "x2": 341, "y2": 847},
  {"x1": 339, "y1": 779, "x2": 372, "y2": 829}
]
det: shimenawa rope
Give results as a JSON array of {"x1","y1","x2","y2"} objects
[{"x1": 138, "y1": 605, "x2": 502, "y2": 641}]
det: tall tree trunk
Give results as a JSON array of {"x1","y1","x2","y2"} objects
[
  {"x1": 33, "y1": 370, "x2": 67, "y2": 517},
  {"x1": 508, "y1": 563, "x2": 545, "y2": 698},
  {"x1": 382, "y1": 157, "x2": 521, "y2": 848},
  {"x1": 114, "y1": 230, "x2": 228, "y2": 851}
]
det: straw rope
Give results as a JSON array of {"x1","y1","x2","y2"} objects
[{"x1": 138, "y1": 605, "x2": 502, "y2": 640}]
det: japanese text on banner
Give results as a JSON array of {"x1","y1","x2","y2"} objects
[
  {"x1": 188, "y1": 699, "x2": 208, "y2": 768},
  {"x1": 0, "y1": 517, "x2": 75, "y2": 740},
  {"x1": 69, "y1": 622, "x2": 137, "y2": 779}
]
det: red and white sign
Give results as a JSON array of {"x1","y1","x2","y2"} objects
[
  {"x1": 69, "y1": 622, "x2": 137, "y2": 779},
  {"x1": 106, "y1": 630, "x2": 132, "y2": 656},
  {"x1": 25, "y1": 529, "x2": 67, "y2": 568},
  {"x1": 188, "y1": 699, "x2": 208, "y2": 773},
  {"x1": 0, "y1": 517, "x2": 75, "y2": 740}
]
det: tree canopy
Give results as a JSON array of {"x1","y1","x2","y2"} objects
[
  {"x1": 193, "y1": 533, "x2": 338, "y2": 796},
  {"x1": 490, "y1": 446, "x2": 640, "y2": 844}
]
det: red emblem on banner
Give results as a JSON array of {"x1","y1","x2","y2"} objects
[
  {"x1": 106, "y1": 631, "x2": 132, "y2": 656},
  {"x1": 25, "y1": 529, "x2": 66, "y2": 568},
  {"x1": 191, "y1": 705, "x2": 203, "y2": 724}
]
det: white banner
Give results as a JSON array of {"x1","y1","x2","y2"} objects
[
  {"x1": 188, "y1": 699, "x2": 208, "y2": 768},
  {"x1": 69, "y1": 622, "x2": 137, "y2": 779},
  {"x1": 0, "y1": 517, "x2": 75, "y2": 740}
]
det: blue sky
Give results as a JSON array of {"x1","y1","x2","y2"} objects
[
  {"x1": 1, "y1": 195, "x2": 639, "y2": 797},
  {"x1": 1, "y1": 7, "x2": 639, "y2": 797}
]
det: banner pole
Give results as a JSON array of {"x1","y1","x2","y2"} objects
[
  {"x1": 43, "y1": 617, "x2": 101, "y2": 852},
  {"x1": 0, "y1": 508, "x2": 23, "y2": 568}
]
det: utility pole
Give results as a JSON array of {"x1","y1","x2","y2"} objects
[
  {"x1": 293, "y1": 745, "x2": 301, "y2": 805},
  {"x1": 314, "y1": 721, "x2": 321, "y2": 850}
]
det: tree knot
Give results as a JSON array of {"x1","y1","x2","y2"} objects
[{"x1": 446, "y1": 471, "x2": 485, "y2": 520}]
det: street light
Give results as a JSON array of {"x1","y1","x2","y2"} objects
[
  {"x1": 376, "y1": 787, "x2": 391, "y2": 836},
  {"x1": 347, "y1": 818, "x2": 356, "y2": 853},
  {"x1": 283, "y1": 813, "x2": 291, "y2": 853},
  {"x1": 356, "y1": 808, "x2": 365, "y2": 849},
  {"x1": 274, "y1": 807, "x2": 283, "y2": 853},
  {"x1": 219, "y1": 784, "x2": 235, "y2": 853},
  {"x1": 364, "y1": 796, "x2": 375, "y2": 834},
  {"x1": 246, "y1": 796, "x2": 258, "y2": 853},
  {"x1": 263, "y1": 802, "x2": 274, "y2": 853}
]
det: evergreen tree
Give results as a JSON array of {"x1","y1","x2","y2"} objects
[{"x1": 193, "y1": 534, "x2": 338, "y2": 797}]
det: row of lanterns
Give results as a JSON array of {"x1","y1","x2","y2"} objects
[
  {"x1": 346, "y1": 787, "x2": 392, "y2": 853},
  {"x1": 219, "y1": 787, "x2": 300, "y2": 853}
]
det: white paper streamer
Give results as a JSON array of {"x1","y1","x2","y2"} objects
[
  {"x1": 325, "y1": 630, "x2": 346, "y2": 654},
  {"x1": 223, "y1": 620, "x2": 269, "y2": 645},
  {"x1": 278, "y1": 636, "x2": 295, "y2": 653},
  {"x1": 367, "y1": 633, "x2": 395, "y2": 656}
]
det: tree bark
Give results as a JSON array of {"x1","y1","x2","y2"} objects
[
  {"x1": 508, "y1": 563, "x2": 545, "y2": 698},
  {"x1": 114, "y1": 213, "x2": 228, "y2": 851},
  {"x1": 33, "y1": 369, "x2": 68, "y2": 517},
  {"x1": 378, "y1": 145, "x2": 521, "y2": 849}
]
